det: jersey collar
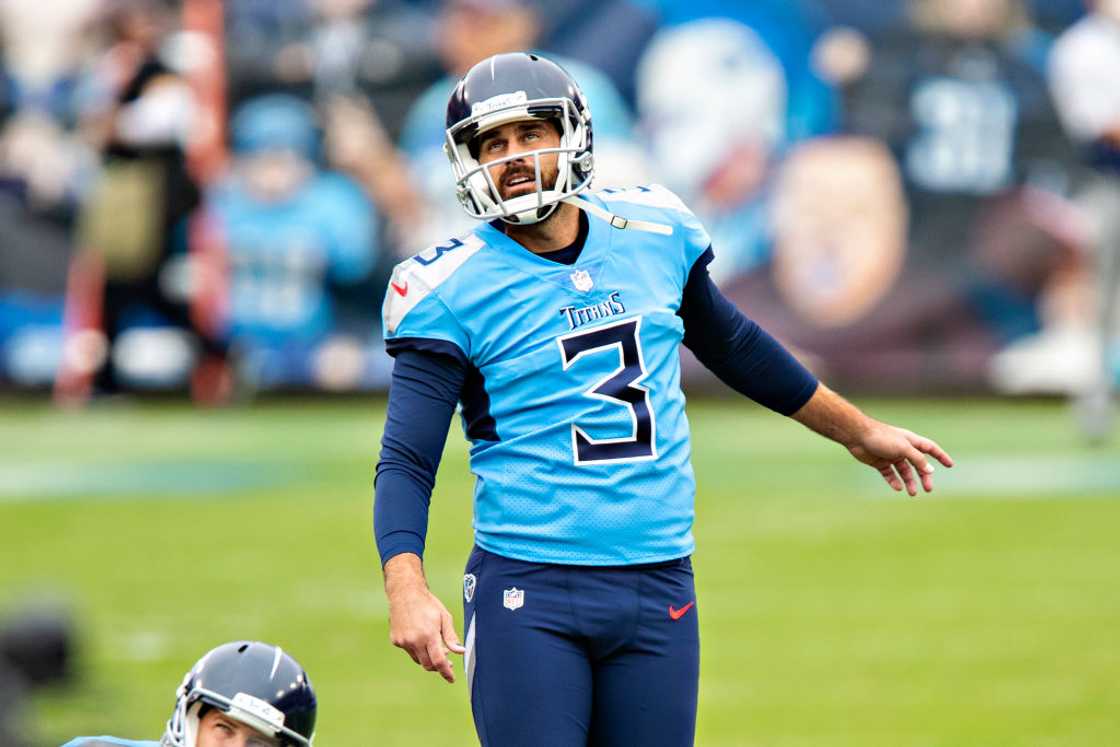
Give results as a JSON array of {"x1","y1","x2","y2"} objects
[{"x1": 474, "y1": 193, "x2": 611, "y2": 285}]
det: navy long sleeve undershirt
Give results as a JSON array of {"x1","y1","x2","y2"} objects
[
  {"x1": 373, "y1": 246, "x2": 819, "y2": 565},
  {"x1": 374, "y1": 346, "x2": 463, "y2": 564},
  {"x1": 678, "y1": 248, "x2": 819, "y2": 412}
]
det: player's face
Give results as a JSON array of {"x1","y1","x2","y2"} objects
[
  {"x1": 475, "y1": 120, "x2": 561, "y2": 201},
  {"x1": 197, "y1": 709, "x2": 280, "y2": 747}
]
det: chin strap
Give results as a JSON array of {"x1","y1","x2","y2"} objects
[{"x1": 563, "y1": 196, "x2": 674, "y2": 236}]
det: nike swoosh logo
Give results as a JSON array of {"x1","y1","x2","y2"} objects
[
  {"x1": 668, "y1": 601, "x2": 694, "y2": 620},
  {"x1": 390, "y1": 280, "x2": 409, "y2": 297}
]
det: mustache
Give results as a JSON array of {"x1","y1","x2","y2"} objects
[{"x1": 501, "y1": 167, "x2": 539, "y2": 187}]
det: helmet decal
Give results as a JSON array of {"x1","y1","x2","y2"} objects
[{"x1": 471, "y1": 91, "x2": 529, "y2": 117}]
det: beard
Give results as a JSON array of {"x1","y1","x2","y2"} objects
[{"x1": 496, "y1": 159, "x2": 561, "y2": 201}]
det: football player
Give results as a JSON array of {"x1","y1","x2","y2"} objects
[
  {"x1": 63, "y1": 641, "x2": 316, "y2": 747},
  {"x1": 374, "y1": 52, "x2": 954, "y2": 746}
]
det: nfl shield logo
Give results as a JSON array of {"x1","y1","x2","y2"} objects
[
  {"x1": 463, "y1": 574, "x2": 476, "y2": 603},
  {"x1": 570, "y1": 270, "x2": 594, "y2": 292},
  {"x1": 503, "y1": 587, "x2": 525, "y2": 611}
]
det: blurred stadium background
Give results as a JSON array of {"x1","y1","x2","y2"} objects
[{"x1": 0, "y1": 0, "x2": 1118, "y2": 744}]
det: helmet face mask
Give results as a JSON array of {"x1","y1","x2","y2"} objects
[
  {"x1": 161, "y1": 642, "x2": 316, "y2": 747},
  {"x1": 444, "y1": 54, "x2": 595, "y2": 225}
]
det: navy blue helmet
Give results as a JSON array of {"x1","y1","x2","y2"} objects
[
  {"x1": 444, "y1": 52, "x2": 595, "y2": 225},
  {"x1": 161, "y1": 641, "x2": 316, "y2": 747}
]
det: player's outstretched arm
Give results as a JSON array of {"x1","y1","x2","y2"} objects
[
  {"x1": 384, "y1": 552, "x2": 465, "y2": 683},
  {"x1": 790, "y1": 383, "x2": 954, "y2": 495}
]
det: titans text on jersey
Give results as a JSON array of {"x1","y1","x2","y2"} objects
[{"x1": 560, "y1": 290, "x2": 627, "y2": 330}]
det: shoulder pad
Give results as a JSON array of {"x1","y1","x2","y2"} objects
[
  {"x1": 383, "y1": 233, "x2": 485, "y2": 334},
  {"x1": 596, "y1": 184, "x2": 691, "y2": 213}
]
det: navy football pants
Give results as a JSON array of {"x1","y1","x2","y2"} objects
[{"x1": 462, "y1": 546, "x2": 700, "y2": 747}]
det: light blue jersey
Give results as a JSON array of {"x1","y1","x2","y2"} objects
[{"x1": 383, "y1": 185, "x2": 710, "y2": 565}]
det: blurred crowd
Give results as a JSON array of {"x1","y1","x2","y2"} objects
[{"x1": 0, "y1": 0, "x2": 1117, "y2": 399}]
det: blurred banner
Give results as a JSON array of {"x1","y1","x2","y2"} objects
[{"x1": 0, "y1": 0, "x2": 1115, "y2": 397}]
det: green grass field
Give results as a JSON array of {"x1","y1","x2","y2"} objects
[{"x1": 1, "y1": 397, "x2": 1117, "y2": 746}]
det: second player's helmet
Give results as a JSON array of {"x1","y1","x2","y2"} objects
[
  {"x1": 161, "y1": 641, "x2": 316, "y2": 747},
  {"x1": 444, "y1": 52, "x2": 594, "y2": 225}
]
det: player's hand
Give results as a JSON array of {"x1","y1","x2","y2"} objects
[
  {"x1": 848, "y1": 421, "x2": 954, "y2": 496},
  {"x1": 384, "y1": 554, "x2": 465, "y2": 684}
]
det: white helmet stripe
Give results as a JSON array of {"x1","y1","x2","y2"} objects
[{"x1": 269, "y1": 646, "x2": 283, "y2": 680}]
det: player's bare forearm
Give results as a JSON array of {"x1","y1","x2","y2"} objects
[
  {"x1": 791, "y1": 383, "x2": 954, "y2": 495},
  {"x1": 383, "y1": 552, "x2": 427, "y2": 595},
  {"x1": 383, "y1": 552, "x2": 465, "y2": 683},
  {"x1": 789, "y1": 382, "x2": 871, "y2": 448}
]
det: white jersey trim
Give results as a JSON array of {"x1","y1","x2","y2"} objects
[
  {"x1": 596, "y1": 183, "x2": 691, "y2": 214},
  {"x1": 383, "y1": 234, "x2": 485, "y2": 335}
]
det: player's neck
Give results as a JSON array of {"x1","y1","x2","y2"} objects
[{"x1": 502, "y1": 201, "x2": 581, "y2": 255}]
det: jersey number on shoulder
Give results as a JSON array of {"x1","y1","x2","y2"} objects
[
  {"x1": 414, "y1": 237, "x2": 464, "y2": 266},
  {"x1": 557, "y1": 316, "x2": 656, "y2": 464}
]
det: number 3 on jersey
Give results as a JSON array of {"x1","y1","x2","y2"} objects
[{"x1": 557, "y1": 316, "x2": 657, "y2": 464}]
